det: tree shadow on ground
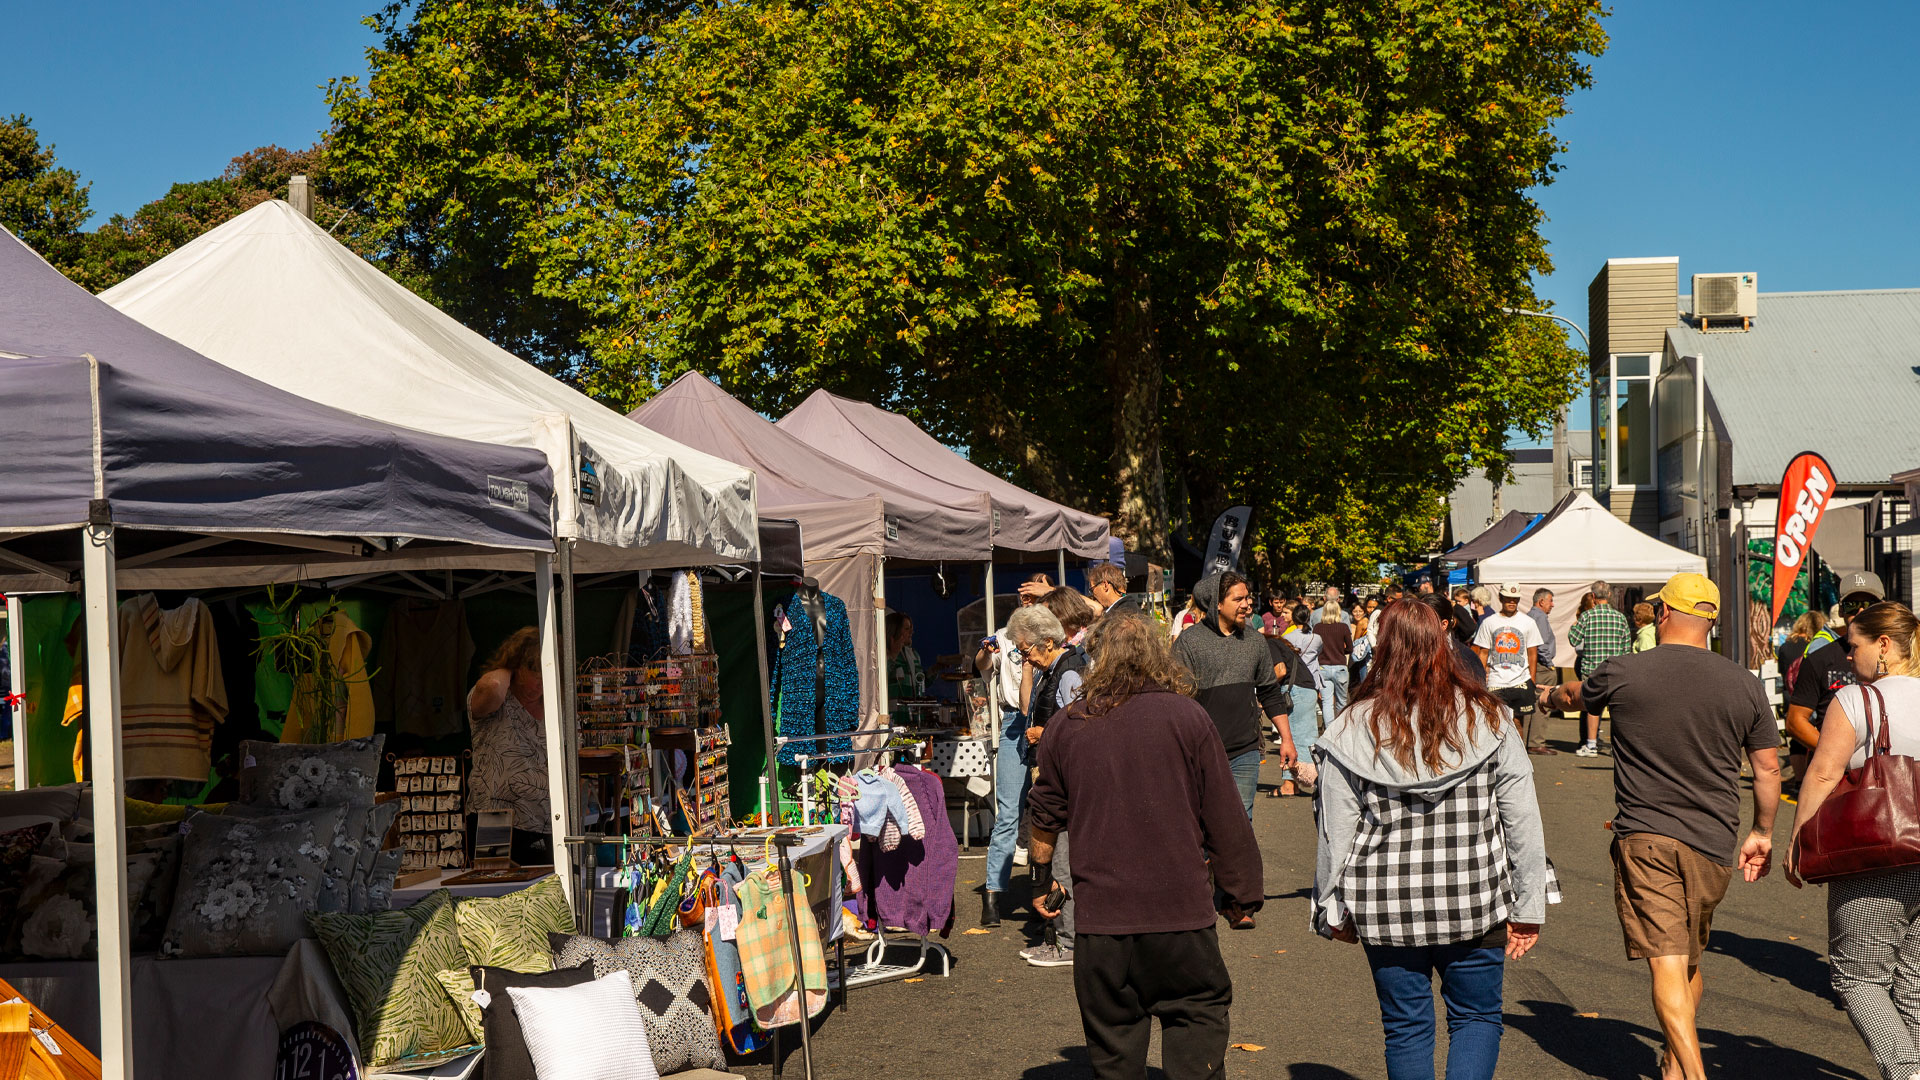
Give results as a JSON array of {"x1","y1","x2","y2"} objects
[
  {"x1": 1509, "y1": 999, "x2": 1867, "y2": 1079},
  {"x1": 1286, "y1": 1065, "x2": 1365, "y2": 1079},
  {"x1": 1707, "y1": 928, "x2": 1840, "y2": 1006}
]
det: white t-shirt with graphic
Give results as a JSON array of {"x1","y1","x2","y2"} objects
[{"x1": 1473, "y1": 612, "x2": 1543, "y2": 691}]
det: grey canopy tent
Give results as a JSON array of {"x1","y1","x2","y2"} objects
[
  {"x1": 1446, "y1": 509, "x2": 1542, "y2": 565},
  {"x1": 631, "y1": 372, "x2": 992, "y2": 729},
  {"x1": 0, "y1": 227, "x2": 556, "y2": 1078},
  {"x1": 777, "y1": 389, "x2": 1111, "y2": 637}
]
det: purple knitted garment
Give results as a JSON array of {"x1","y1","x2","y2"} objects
[{"x1": 871, "y1": 764, "x2": 958, "y2": 937}]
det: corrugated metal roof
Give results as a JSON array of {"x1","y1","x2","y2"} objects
[{"x1": 1668, "y1": 290, "x2": 1920, "y2": 487}]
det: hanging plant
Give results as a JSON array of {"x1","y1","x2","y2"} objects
[{"x1": 252, "y1": 585, "x2": 376, "y2": 744}]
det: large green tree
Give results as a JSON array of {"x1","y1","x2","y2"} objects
[
  {"x1": 327, "y1": 0, "x2": 1603, "y2": 574},
  {"x1": 0, "y1": 115, "x2": 96, "y2": 281},
  {"x1": 325, "y1": 0, "x2": 683, "y2": 375}
]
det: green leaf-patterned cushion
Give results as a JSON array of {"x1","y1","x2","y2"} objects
[
  {"x1": 432, "y1": 968, "x2": 484, "y2": 1045},
  {"x1": 452, "y1": 875, "x2": 573, "y2": 972},
  {"x1": 310, "y1": 890, "x2": 478, "y2": 1069}
]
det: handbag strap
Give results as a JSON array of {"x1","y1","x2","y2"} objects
[{"x1": 1864, "y1": 682, "x2": 1892, "y2": 758}]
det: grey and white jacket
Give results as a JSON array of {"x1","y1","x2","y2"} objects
[{"x1": 1312, "y1": 695, "x2": 1555, "y2": 945}]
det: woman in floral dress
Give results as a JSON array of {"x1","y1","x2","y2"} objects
[{"x1": 466, "y1": 628, "x2": 552, "y2": 866}]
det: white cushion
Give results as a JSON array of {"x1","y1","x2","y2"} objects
[{"x1": 506, "y1": 970, "x2": 660, "y2": 1080}]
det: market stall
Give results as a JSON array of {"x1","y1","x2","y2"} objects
[
  {"x1": 99, "y1": 199, "x2": 773, "y2": 888},
  {"x1": 1476, "y1": 491, "x2": 1707, "y2": 641},
  {"x1": 0, "y1": 224, "x2": 557, "y2": 1078}
]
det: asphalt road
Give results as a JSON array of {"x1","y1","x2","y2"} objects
[{"x1": 737, "y1": 716, "x2": 1874, "y2": 1079}]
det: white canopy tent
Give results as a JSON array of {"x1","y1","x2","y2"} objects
[
  {"x1": 1478, "y1": 491, "x2": 1707, "y2": 642},
  {"x1": 101, "y1": 200, "x2": 759, "y2": 573}
]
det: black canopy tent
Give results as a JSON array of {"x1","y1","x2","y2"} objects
[{"x1": 0, "y1": 228, "x2": 558, "y2": 1077}]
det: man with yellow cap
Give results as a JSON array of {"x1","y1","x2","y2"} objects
[{"x1": 1538, "y1": 572, "x2": 1782, "y2": 1080}]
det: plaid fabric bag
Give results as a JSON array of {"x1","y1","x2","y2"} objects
[{"x1": 734, "y1": 870, "x2": 828, "y2": 1028}]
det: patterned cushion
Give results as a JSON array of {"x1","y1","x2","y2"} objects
[
  {"x1": 238, "y1": 735, "x2": 383, "y2": 810},
  {"x1": 310, "y1": 889, "x2": 478, "y2": 1069},
  {"x1": 508, "y1": 970, "x2": 660, "y2": 1080},
  {"x1": 358, "y1": 850, "x2": 402, "y2": 913},
  {"x1": 454, "y1": 875, "x2": 573, "y2": 972},
  {"x1": 161, "y1": 808, "x2": 339, "y2": 957},
  {"x1": 224, "y1": 802, "x2": 359, "y2": 913},
  {"x1": 432, "y1": 968, "x2": 484, "y2": 1045},
  {"x1": 549, "y1": 931, "x2": 725, "y2": 1074}
]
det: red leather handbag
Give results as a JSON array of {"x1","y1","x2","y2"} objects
[{"x1": 1793, "y1": 684, "x2": 1920, "y2": 883}]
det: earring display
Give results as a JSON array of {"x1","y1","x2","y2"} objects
[{"x1": 393, "y1": 754, "x2": 467, "y2": 871}]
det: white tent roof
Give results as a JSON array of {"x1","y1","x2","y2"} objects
[
  {"x1": 101, "y1": 200, "x2": 758, "y2": 569},
  {"x1": 1477, "y1": 491, "x2": 1705, "y2": 582}
]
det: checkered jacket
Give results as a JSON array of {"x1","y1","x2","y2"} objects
[
  {"x1": 1569, "y1": 605, "x2": 1633, "y2": 678},
  {"x1": 1318, "y1": 755, "x2": 1556, "y2": 946}
]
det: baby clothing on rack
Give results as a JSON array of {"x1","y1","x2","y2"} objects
[
  {"x1": 735, "y1": 867, "x2": 829, "y2": 1027},
  {"x1": 877, "y1": 765, "x2": 926, "y2": 850},
  {"x1": 847, "y1": 771, "x2": 910, "y2": 851}
]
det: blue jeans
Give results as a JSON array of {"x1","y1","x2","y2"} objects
[
  {"x1": 1228, "y1": 747, "x2": 1262, "y2": 818},
  {"x1": 987, "y1": 707, "x2": 1030, "y2": 892},
  {"x1": 1320, "y1": 663, "x2": 1350, "y2": 727},
  {"x1": 1287, "y1": 685, "x2": 1319, "y2": 782},
  {"x1": 1363, "y1": 942, "x2": 1505, "y2": 1080}
]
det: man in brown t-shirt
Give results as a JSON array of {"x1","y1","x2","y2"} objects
[{"x1": 1540, "y1": 573, "x2": 1781, "y2": 1080}]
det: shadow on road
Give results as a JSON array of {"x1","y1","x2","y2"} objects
[
  {"x1": 1707, "y1": 928, "x2": 1840, "y2": 1005},
  {"x1": 1285, "y1": 1064, "x2": 1365, "y2": 1079},
  {"x1": 1510, "y1": 999, "x2": 1867, "y2": 1079}
]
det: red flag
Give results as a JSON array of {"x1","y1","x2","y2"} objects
[{"x1": 1771, "y1": 451, "x2": 1837, "y2": 625}]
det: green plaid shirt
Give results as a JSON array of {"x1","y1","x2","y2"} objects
[{"x1": 1569, "y1": 605, "x2": 1633, "y2": 677}]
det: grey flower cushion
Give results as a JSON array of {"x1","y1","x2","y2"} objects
[
  {"x1": 161, "y1": 807, "x2": 341, "y2": 957},
  {"x1": 238, "y1": 735, "x2": 384, "y2": 810},
  {"x1": 224, "y1": 802, "x2": 361, "y2": 913},
  {"x1": 548, "y1": 930, "x2": 725, "y2": 1073}
]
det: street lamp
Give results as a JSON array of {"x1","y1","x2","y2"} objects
[{"x1": 1501, "y1": 307, "x2": 1590, "y2": 501}]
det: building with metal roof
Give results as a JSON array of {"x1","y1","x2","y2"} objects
[{"x1": 1585, "y1": 261, "x2": 1918, "y2": 663}]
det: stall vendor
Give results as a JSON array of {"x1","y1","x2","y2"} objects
[{"x1": 466, "y1": 627, "x2": 552, "y2": 866}]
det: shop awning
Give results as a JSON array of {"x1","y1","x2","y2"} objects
[
  {"x1": 100, "y1": 200, "x2": 757, "y2": 570},
  {"x1": 777, "y1": 389, "x2": 1111, "y2": 558}
]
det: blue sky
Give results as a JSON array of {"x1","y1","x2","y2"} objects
[{"x1": 6, "y1": 2, "x2": 1918, "y2": 393}]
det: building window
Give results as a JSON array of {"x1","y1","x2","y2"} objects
[
  {"x1": 1574, "y1": 460, "x2": 1594, "y2": 491},
  {"x1": 1592, "y1": 354, "x2": 1655, "y2": 499}
]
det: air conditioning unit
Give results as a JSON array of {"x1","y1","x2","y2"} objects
[{"x1": 1692, "y1": 272, "x2": 1758, "y2": 321}]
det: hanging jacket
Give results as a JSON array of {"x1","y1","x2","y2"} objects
[{"x1": 772, "y1": 590, "x2": 860, "y2": 765}]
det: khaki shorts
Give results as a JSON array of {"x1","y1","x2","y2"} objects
[{"x1": 1611, "y1": 833, "x2": 1733, "y2": 962}]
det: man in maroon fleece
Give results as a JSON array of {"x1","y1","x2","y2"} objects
[{"x1": 1028, "y1": 610, "x2": 1263, "y2": 1080}]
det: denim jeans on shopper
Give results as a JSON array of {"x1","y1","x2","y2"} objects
[
  {"x1": 1287, "y1": 685, "x2": 1320, "y2": 782},
  {"x1": 986, "y1": 707, "x2": 1030, "y2": 893},
  {"x1": 1363, "y1": 941, "x2": 1505, "y2": 1080},
  {"x1": 1320, "y1": 663, "x2": 1350, "y2": 727},
  {"x1": 1228, "y1": 746, "x2": 1262, "y2": 817}
]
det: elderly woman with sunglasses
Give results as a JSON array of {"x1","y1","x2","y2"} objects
[{"x1": 1787, "y1": 601, "x2": 1920, "y2": 1080}]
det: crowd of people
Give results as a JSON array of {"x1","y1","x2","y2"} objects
[{"x1": 976, "y1": 558, "x2": 1920, "y2": 1080}]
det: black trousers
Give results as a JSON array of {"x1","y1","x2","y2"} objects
[{"x1": 1073, "y1": 926, "x2": 1233, "y2": 1080}]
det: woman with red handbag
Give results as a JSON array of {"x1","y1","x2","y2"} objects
[{"x1": 1786, "y1": 601, "x2": 1920, "y2": 1080}]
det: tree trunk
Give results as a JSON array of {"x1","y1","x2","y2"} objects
[{"x1": 1106, "y1": 268, "x2": 1170, "y2": 563}]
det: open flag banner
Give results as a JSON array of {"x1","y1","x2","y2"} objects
[{"x1": 1771, "y1": 451, "x2": 1838, "y2": 625}]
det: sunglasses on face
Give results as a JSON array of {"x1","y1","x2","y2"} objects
[{"x1": 1843, "y1": 598, "x2": 1876, "y2": 617}]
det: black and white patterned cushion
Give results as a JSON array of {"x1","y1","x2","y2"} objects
[{"x1": 548, "y1": 931, "x2": 725, "y2": 1073}]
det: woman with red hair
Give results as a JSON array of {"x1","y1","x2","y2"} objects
[{"x1": 1313, "y1": 599, "x2": 1553, "y2": 1080}]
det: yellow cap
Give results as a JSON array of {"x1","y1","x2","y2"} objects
[{"x1": 1657, "y1": 572, "x2": 1720, "y2": 619}]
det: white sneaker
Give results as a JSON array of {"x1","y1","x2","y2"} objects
[
  {"x1": 1024, "y1": 943, "x2": 1074, "y2": 968},
  {"x1": 1574, "y1": 743, "x2": 1599, "y2": 758},
  {"x1": 1013, "y1": 846, "x2": 1028, "y2": 866}
]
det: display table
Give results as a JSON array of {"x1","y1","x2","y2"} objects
[
  {"x1": 0, "y1": 953, "x2": 285, "y2": 1078},
  {"x1": 391, "y1": 868, "x2": 552, "y2": 907}
]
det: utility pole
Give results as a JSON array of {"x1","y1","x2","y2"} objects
[{"x1": 1502, "y1": 307, "x2": 1591, "y2": 501}]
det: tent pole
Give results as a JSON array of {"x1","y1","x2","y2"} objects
[
  {"x1": 535, "y1": 553, "x2": 574, "y2": 906},
  {"x1": 874, "y1": 558, "x2": 889, "y2": 727},
  {"x1": 1056, "y1": 549, "x2": 1067, "y2": 587},
  {"x1": 7, "y1": 595, "x2": 27, "y2": 786},
  {"x1": 753, "y1": 563, "x2": 779, "y2": 823},
  {"x1": 82, "y1": 523, "x2": 133, "y2": 1080}
]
